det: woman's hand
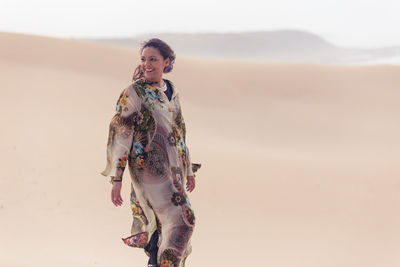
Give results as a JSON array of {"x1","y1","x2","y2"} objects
[
  {"x1": 111, "y1": 182, "x2": 123, "y2": 206},
  {"x1": 186, "y1": 175, "x2": 196, "y2": 193}
]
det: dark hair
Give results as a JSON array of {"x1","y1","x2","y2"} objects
[{"x1": 132, "y1": 38, "x2": 176, "y2": 82}]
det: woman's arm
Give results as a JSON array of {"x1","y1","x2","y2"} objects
[
  {"x1": 186, "y1": 146, "x2": 195, "y2": 177},
  {"x1": 101, "y1": 85, "x2": 141, "y2": 183},
  {"x1": 173, "y1": 94, "x2": 201, "y2": 179}
]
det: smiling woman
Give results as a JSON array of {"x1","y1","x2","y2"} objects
[
  {"x1": 132, "y1": 38, "x2": 175, "y2": 85},
  {"x1": 101, "y1": 38, "x2": 201, "y2": 267}
]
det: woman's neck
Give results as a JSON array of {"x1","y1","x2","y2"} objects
[{"x1": 145, "y1": 77, "x2": 164, "y2": 87}]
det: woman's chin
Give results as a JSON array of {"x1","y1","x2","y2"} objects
[{"x1": 144, "y1": 75, "x2": 159, "y2": 82}]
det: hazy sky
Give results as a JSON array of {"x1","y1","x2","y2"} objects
[{"x1": 1, "y1": 0, "x2": 400, "y2": 48}]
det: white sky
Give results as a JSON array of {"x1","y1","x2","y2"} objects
[{"x1": 1, "y1": 0, "x2": 400, "y2": 48}]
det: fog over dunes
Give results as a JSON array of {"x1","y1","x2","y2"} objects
[
  {"x1": 1, "y1": 31, "x2": 400, "y2": 267},
  {"x1": 84, "y1": 30, "x2": 400, "y2": 64}
]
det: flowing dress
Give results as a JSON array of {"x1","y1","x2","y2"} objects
[{"x1": 101, "y1": 77, "x2": 201, "y2": 267}]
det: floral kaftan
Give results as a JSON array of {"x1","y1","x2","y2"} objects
[{"x1": 101, "y1": 77, "x2": 201, "y2": 267}]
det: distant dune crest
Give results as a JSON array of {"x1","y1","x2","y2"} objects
[{"x1": 84, "y1": 30, "x2": 400, "y2": 65}]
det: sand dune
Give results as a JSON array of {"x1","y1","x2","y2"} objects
[
  {"x1": 1, "y1": 31, "x2": 400, "y2": 267},
  {"x1": 86, "y1": 30, "x2": 400, "y2": 64}
]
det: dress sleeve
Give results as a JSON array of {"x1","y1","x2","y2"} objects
[
  {"x1": 174, "y1": 94, "x2": 201, "y2": 177},
  {"x1": 101, "y1": 85, "x2": 141, "y2": 181},
  {"x1": 185, "y1": 146, "x2": 194, "y2": 176}
]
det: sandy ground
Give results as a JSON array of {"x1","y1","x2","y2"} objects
[{"x1": 1, "y1": 31, "x2": 400, "y2": 267}]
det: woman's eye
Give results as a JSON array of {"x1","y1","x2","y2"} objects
[{"x1": 141, "y1": 58, "x2": 156, "y2": 62}]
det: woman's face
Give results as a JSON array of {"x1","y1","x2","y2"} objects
[{"x1": 140, "y1": 46, "x2": 170, "y2": 82}]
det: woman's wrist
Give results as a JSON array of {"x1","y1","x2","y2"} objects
[{"x1": 110, "y1": 176, "x2": 122, "y2": 185}]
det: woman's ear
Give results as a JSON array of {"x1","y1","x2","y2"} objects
[{"x1": 164, "y1": 57, "x2": 170, "y2": 68}]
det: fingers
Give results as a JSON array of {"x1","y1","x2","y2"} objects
[
  {"x1": 186, "y1": 177, "x2": 195, "y2": 192},
  {"x1": 115, "y1": 193, "x2": 123, "y2": 206},
  {"x1": 191, "y1": 178, "x2": 196, "y2": 192},
  {"x1": 186, "y1": 179, "x2": 191, "y2": 192},
  {"x1": 111, "y1": 187, "x2": 123, "y2": 206},
  {"x1": 188, "y1": 184, "x2": 193, "y2": 192},
  {"x1": 113, "y1": 195, "x2": 123, "y2": 206}
]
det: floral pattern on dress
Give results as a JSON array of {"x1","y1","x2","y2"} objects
[
  {"x1": 130, "y1": 183, "x2": 148, "y2": 225},
  {"x1": 134, "y1": 77, "x2": 166, "y2": 111},
  {"x1": 191, "y1": 163, "x2": 202, "y2": 174},
  {"x1": 177, "y1": 138, "x2": 188, "y2": 167},
  {"x1": 146, "y1": 142, "x2": 169, "y2": 179},
  {"x1": 167, "y1": 131, "x2": 176, "y2": 146},
  {"x1": 172, "y1": 109, "x2": 189, "y2": 169},
  {"x1": 171, "y1": 192, "x2": 186, "y2": 206},
  {"x1": 171, "y1": 167, "x2": 184, "y2": 192},
  {"x1": 128, "y1": 104, "x2": 157, "y2": 177},
  {"x1": 134, "y1": 154, "x2": 148, "y2": 170},
  {"x1": 113, "y1": 150, "x2": 128, "y2": 180},
  {"x1": 122, "y1": 232, "x2": 148, "y2": 248},
  {"x1": 185, "y1": 196, "x2": 192, "y2": 209},
  {"x1": 160, "y1": 248, "x2": 179, "y2": 267},
  {"x1": 102, "y1": 90, "x2": 136, "y2": 180},
  {"x1": 134, "y1": 141, "x2": 144, "y2": 154},
  {"x1": 115, "y1": 90, "x2": 131, "y2": 114},
  {"x1": 174, "y1": 108, "x2": 186, "y2": 141},
  {"x1": 182, "y1": 204, "x2": 195, "y2": 227}
]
